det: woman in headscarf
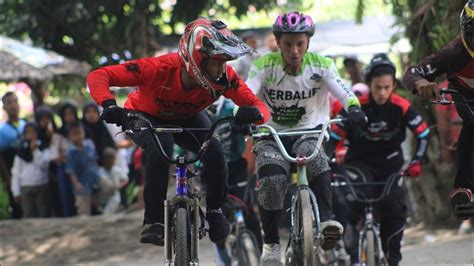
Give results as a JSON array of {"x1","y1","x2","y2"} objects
[
  {"x1": 56, "y1": 102, "x2": 80, "y2": 216},
  {"x1": 81, "y1": 102, "x2": 116, "y2": 165}
]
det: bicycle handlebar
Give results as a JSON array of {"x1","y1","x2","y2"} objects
[
  {"x1": 331, "y1": 170, "x2": 405, "y2": 203},
  {"x1": 251, "y1": 118, "x2": 344, "y2": 164},
  {"x1": 124, "y1": 112, "x2": 235, "y2": 164}
]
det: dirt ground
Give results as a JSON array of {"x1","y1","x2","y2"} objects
[{"x1": 1, "y1": 209, "x2": 473, "y2": 265}]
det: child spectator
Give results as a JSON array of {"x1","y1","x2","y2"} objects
[
  {"x1": 57, "y1": 102, "x2": 80, "y2": 216},
  {"x1": 65, "y1": 122, "x2": 100, "y2": 216},
  {"x1": 98, "y1": 147, "x2": 129, "y2": 214},
  {"x1": 11, "y1": 122, "x2": 53, "y2": 218}
]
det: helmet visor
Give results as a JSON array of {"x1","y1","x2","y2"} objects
[{"x1": 203, "y1": 34, "x2": 253, "y2": 61}]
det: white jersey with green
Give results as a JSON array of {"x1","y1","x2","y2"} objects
[{"x1": 246, "y1": 52, "x2": 359, "y2": 131}]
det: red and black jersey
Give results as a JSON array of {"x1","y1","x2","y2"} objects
[
  {"x1": 87, "y1": 53, "x2": 270, "y2": 123},
  {"x1": 330, "y1": 93, "x2": 430, "y2": 161},
  {"x1": 402, "y1": 37, "x2": 474, "y2": 97}
]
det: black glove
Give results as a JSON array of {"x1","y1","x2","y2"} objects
[
  {"x1": 346, "y1": 105, "x2": 367, "y2": 127},
  {"x1": 231, "y1": 123, "x2": 252, "y2": 135},
  {"x1": 101, "y1": 99, "x2": 126, "y2": 126},
  {"x1": 235, "y1": 106, "x2": 263, "y2": 124}
]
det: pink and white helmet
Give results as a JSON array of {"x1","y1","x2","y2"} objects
[{"x1": 272, "y1": 12, "x2": 315, "y2": 37}]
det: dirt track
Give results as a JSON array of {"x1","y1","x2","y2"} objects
[{"x1": 1, "y1": 210, "x2": 473, "y2": 265}]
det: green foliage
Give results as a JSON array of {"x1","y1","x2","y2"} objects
[
  {"x1": 0, "y1": 182, "x2": 11, "y2": 220},
  {"x1": 0, "y1": 0, "x2": 281, "y2": 68},
  {"x1": 385, "y1": 0, "x2": 465, "y2": 62},
  {"x1": 356, "y1": 0, "x2": 366, "y2": 23}
]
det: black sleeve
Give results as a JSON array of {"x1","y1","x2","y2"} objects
[{"x1": 404, "y1": 105, "x2": 430, "y2": 161}]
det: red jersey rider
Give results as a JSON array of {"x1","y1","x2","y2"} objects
[{"x1": 87, "y1": 18, "x2": 270, "y2": 245}]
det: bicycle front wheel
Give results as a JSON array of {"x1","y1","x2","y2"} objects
[
  {"x1": 363, "y1": 230, "x2": 376, "y2": 266},
  {"x1": 175, "y1": 207, "x2": 189, "y2": 266},
  {"x1": 299, "y1": 189, "x2": 316, "y2": 266},
  {"x1": 236, "y1": 229, "x2": 260, "y2": 266}
]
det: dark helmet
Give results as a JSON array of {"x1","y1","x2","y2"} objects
[
  {"x1": 364, "y1": 53, "x2": 396, "y2": 83},
  {"x1": 272, "y1": 12, "x2": 315, "y2": 37},
  {"x1": 461, "y1": 0, "x2": 474, "y2": 57}
]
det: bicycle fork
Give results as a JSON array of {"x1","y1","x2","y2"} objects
[
  {"x1": 164, "y1": 197, "x2": 204, "y2": 266},
  {"x1": 358, "y1": 208, "x2": 386, "y2": 265}
]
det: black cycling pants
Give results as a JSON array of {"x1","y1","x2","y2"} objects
[
  {"x1": 127, "y1": 111, "x2": 228, "y2": 225},
  {"x1": 343, "y1": 156, "x2": 406, "y2": 266},
  {"x1": 454, "y1": 121, "x2": 474, "y2": 190}
]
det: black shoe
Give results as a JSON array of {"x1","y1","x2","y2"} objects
[
  {"x1": 206, "y1": 209, "x2": 231, "y2": 243},
  {"x1": 140, "y1": 223, "x2": 165, "y2": 246}
]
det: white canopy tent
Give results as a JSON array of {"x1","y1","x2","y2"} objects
[{"x1": 308, "y1": 16, "x2": 410, "y2": 59}]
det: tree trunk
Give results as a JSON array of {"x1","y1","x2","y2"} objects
[{"x1": 25, "y1": 79, "x2": 47, "y2": 110}]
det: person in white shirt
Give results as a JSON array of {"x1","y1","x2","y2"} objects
[
  {"x1": 98, "y1": 147, "x2": 129, "y2": 214},
  {"x1": 246, "y1": 12, "x2": 367, "y2": 265},
  {"x1": 11, "y1": 122, "x2": 53, "y2": 218}
]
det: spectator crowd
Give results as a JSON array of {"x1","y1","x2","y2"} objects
[{"x1": 0, "y1": 91, "x2": 144, "y2": 219}]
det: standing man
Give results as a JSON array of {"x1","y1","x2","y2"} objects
[{"x1": 0, "y1": 92, "x2": 27, "y2": 219}]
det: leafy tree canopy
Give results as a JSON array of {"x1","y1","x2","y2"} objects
[{"x1": 1, "y1": 0, "x2": 281, "y2": 67}]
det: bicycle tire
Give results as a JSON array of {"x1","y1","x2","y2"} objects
[
  {"x1": 175, "y1": 207, "x2": 189, "y2": 266},
  {"x1": 236, "y1": 229, "x2": 260, "y2": 266},
  {"x1": 300, "y1": 189, "x2": 316, "y2": 266},
  {"x1": 364, "y1": 230, "x2": 376, "y2": 266}
]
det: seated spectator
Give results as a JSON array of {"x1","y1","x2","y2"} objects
[
  {"x1": 98, "y1": 147, "x2": 129, "y2": 214},
  {"x1": 11, "y1": 122, "x2": 53, "y2": 218},
  {"x1": 65, "y1": 122, "x2": 100, "y2": 216}
]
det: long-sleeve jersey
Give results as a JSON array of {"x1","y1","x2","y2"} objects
[
  {"x1": 87, "y1": 53, "x2": 269, "y2": 123},
  {"x1": 246, "y1": 52, "x2": 359, "y2": 131},
  {"x1": 403, "y1": 37, "x2": 474, "y2": 100},
  {"x1": 11, "y1": 148, "x2": 52, "y2": 197},
  {"x1": 330, "y1": 93, "x2": 430, "y2": 162}
]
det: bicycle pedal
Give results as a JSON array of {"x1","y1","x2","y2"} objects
[{"x1": 199, "y1": 227, "x2": 208, "y2": 239}]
